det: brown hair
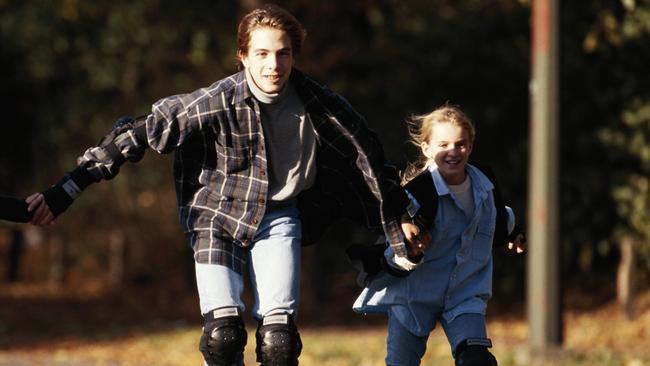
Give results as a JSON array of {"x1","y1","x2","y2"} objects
[
  {"x1": 236, "y1": 4, "x2": 306, "y2": 70},
  {"x1": 401, "y1": 104, "x2": 475, "y2": 184}
]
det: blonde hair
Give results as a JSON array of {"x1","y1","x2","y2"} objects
[{"x1": 401, "y1": 104, "x2": 475, "y2": 184}]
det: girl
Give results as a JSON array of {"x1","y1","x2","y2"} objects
[{"x1": 353, "y1": 105, "x2": 524, "y2": 366}]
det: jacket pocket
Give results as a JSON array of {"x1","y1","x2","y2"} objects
[
  {"x1": 218, "y1": 144, "x2": 250, "y2": 174},
  {"x1": 471, "y1": 226, "x2": 493, "y2": 262}
]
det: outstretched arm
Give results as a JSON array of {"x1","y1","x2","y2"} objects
[
  {"x1": 0, "y1": 195, "x2": 32, "y2": 223},
  {"x1": 27, "y1": 95, "x2": 207, "y2": 224},
  {"x1": 27, "y1": 162, "x2": 96, "y2": 225},
  {"x1": 26, "y1": 115, "x2": 147, "y2": 225}
]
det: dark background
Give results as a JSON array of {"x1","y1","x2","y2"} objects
[{"x1": 0, "y1": 0, "x2": 648, "y2": 341}]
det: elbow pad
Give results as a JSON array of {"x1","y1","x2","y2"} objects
[{"x1": 97, "y1": 115, "x2": 148, "y2": 165}]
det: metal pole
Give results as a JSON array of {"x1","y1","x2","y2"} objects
[{"x1": 527, "y1": 0, "x2": 562, "y2": 356}]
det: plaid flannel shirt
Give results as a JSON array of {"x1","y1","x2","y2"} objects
[{"x1": 77, "y1": 69, "x2": 409, "y2": 274}]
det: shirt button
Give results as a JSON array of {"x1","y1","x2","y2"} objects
[
  {"x1": 259, "y1": 198, "x2": 265, "y2": 204},
  {"x1": 252, "y1": 219, "x2": 259, "y2": 224},
  {"x1": 260, "y1": 170, "x2": 266, "y2": 176}
]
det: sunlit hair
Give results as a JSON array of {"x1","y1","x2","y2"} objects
[
  {"x1": 236, "y1": 4, "x2": 307, "y2": 70},
  {"x1": 401, "y1": 104, "x2": 476, "y2": 185}
]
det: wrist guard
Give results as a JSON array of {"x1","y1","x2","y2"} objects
[{"x1": 42, "y1": 165, "x2": 95, "y2": 217}]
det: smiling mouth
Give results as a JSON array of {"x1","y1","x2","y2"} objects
[
  {"x1": 265, "y1": 75, "x2": 282, "y2": 82},
  {"x1": 444, "y1": 159, "x2": 461, "y2": 165}
]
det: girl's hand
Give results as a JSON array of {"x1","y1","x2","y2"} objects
[
  {"x1": 507, "y1": 233, "x2": 526, "y2": 254},
  {"x1": 401, "y1": 216, "x2": 431, "y2": 260}
]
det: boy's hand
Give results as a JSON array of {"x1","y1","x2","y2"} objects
[{"x1": 26, "y1": 193, "x2": 57, "y2": 226}]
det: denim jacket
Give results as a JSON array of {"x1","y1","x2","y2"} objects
[{"x1": 353, "y1": 164, "x2": 514, "y2": 337}]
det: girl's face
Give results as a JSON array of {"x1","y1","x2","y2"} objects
[{"x1": 421, "y1": 122, "x2": 473, "y2": 185}]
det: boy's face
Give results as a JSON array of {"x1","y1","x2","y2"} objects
[
  {"x1": 240, "y1": 27, "x2": 294, "y2": 93},
  {"x1": 421, "y1": 123, "x2": 473, "y2": 185}
]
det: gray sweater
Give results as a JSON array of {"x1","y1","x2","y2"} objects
[{"x1": 246, "y1": 70, "x2": 317, "y2": 203}]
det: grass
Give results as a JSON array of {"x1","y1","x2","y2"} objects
[
  {"x1": 1, "y1": 285, "x2": 650, "y2": 365},
  {"x1": 1, "y1": 318, "x2": 648, "y2": 365},
  {"x1": 0, "y1": 326, "x2": 453, "y2": 365}
]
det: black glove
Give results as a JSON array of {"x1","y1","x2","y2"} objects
[
  {"x1": 346, "y1": 243, "x2": 411, "y2": 280},
  {"x1": 42, "y1": 165, "x2": 95, "y2": 217}
]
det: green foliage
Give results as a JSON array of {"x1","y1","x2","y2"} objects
[
  {"x1": 599, "y1": 97, "x2": 650, "y2": 269},
  {"x1": 0, "y1": 0, "x2": 238, "y2": 181},
  {"x1": 558, "y1": 0, "x2": 650, "y2": 283},
  {"x1": 2, "y1": 0, "x2": 649, "y2": 302}
]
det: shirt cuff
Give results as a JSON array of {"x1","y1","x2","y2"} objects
[
  {"x1": 505, "y1": 206, "x2": 515, "y2": 234},
  {"x1": 405, "y1": 189, "x2": 420, "y2": 218},
  {"x1": 384, "y1": 246, "x2": 422, "y2": 272}
]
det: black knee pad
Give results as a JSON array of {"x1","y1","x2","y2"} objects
[
  {"x1": 199, "y1": 307, "x2": 247, "y2": 366},
  {"x1": 255, "y1": 313, "x2": 302, "y2": 366},
  {"x1": 455, "y1": 338, "x2": 497, "y2": 366}
]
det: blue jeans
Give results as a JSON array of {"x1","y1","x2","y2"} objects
[
  {"x1": 195, "y1": 204, "x2": 302, "y2": 320},
  {"x1": 386, "y1": 312, "x2": 487, "y2": 365}
]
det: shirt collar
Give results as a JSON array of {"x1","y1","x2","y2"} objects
[
  {"x1": 245, "y1": 67, "x2": 289, "y2": 104},
  {"x1": 466, "y1": 164, "x2": 494, "y2": 193},
  {"x1": 427, "y1": 163, "x2": 494, "y2": 196},
  {"x1": 232, "y1": 68, "x2": 305, "y2": 105},
  {"x1": 428, "y1": 165, "x2": 451, "y2": 196},
  {"x1": 231, "y1": 70, "x2": 253, "y2": 105}
]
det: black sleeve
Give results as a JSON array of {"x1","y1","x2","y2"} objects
[{"x1": 0, "y1": 195, "x2": 32, "y2": 223}]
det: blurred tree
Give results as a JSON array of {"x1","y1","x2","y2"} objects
[
  {"x1": 289, "y1": 0, "x2": 531, "y2": 304},
  {"x1": 600, "y1": 89, "x2": 650, "y2": 317},
  {"x1": 0, "y1": 0, "x2": 533, "y2": 307},
  {"x1": 0, "y1": 0, "x2": 240, "y2": 292},
  {"x1": 560, "y1": 0, "x2": 650, "y2": 312},
  {"x1": 1, "y1": 0, "x2": 648, "y2": 319}
]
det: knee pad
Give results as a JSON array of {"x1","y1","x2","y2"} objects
[
  {"x1": 199, "y1": 307, "x2": 247, "y2": 366},
  {"x1": 255, "y1": 313, "x2": 302, "y2": 366},
  {"x1": 455, "y1": 338, "x2": 497, "y2": 366}
]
